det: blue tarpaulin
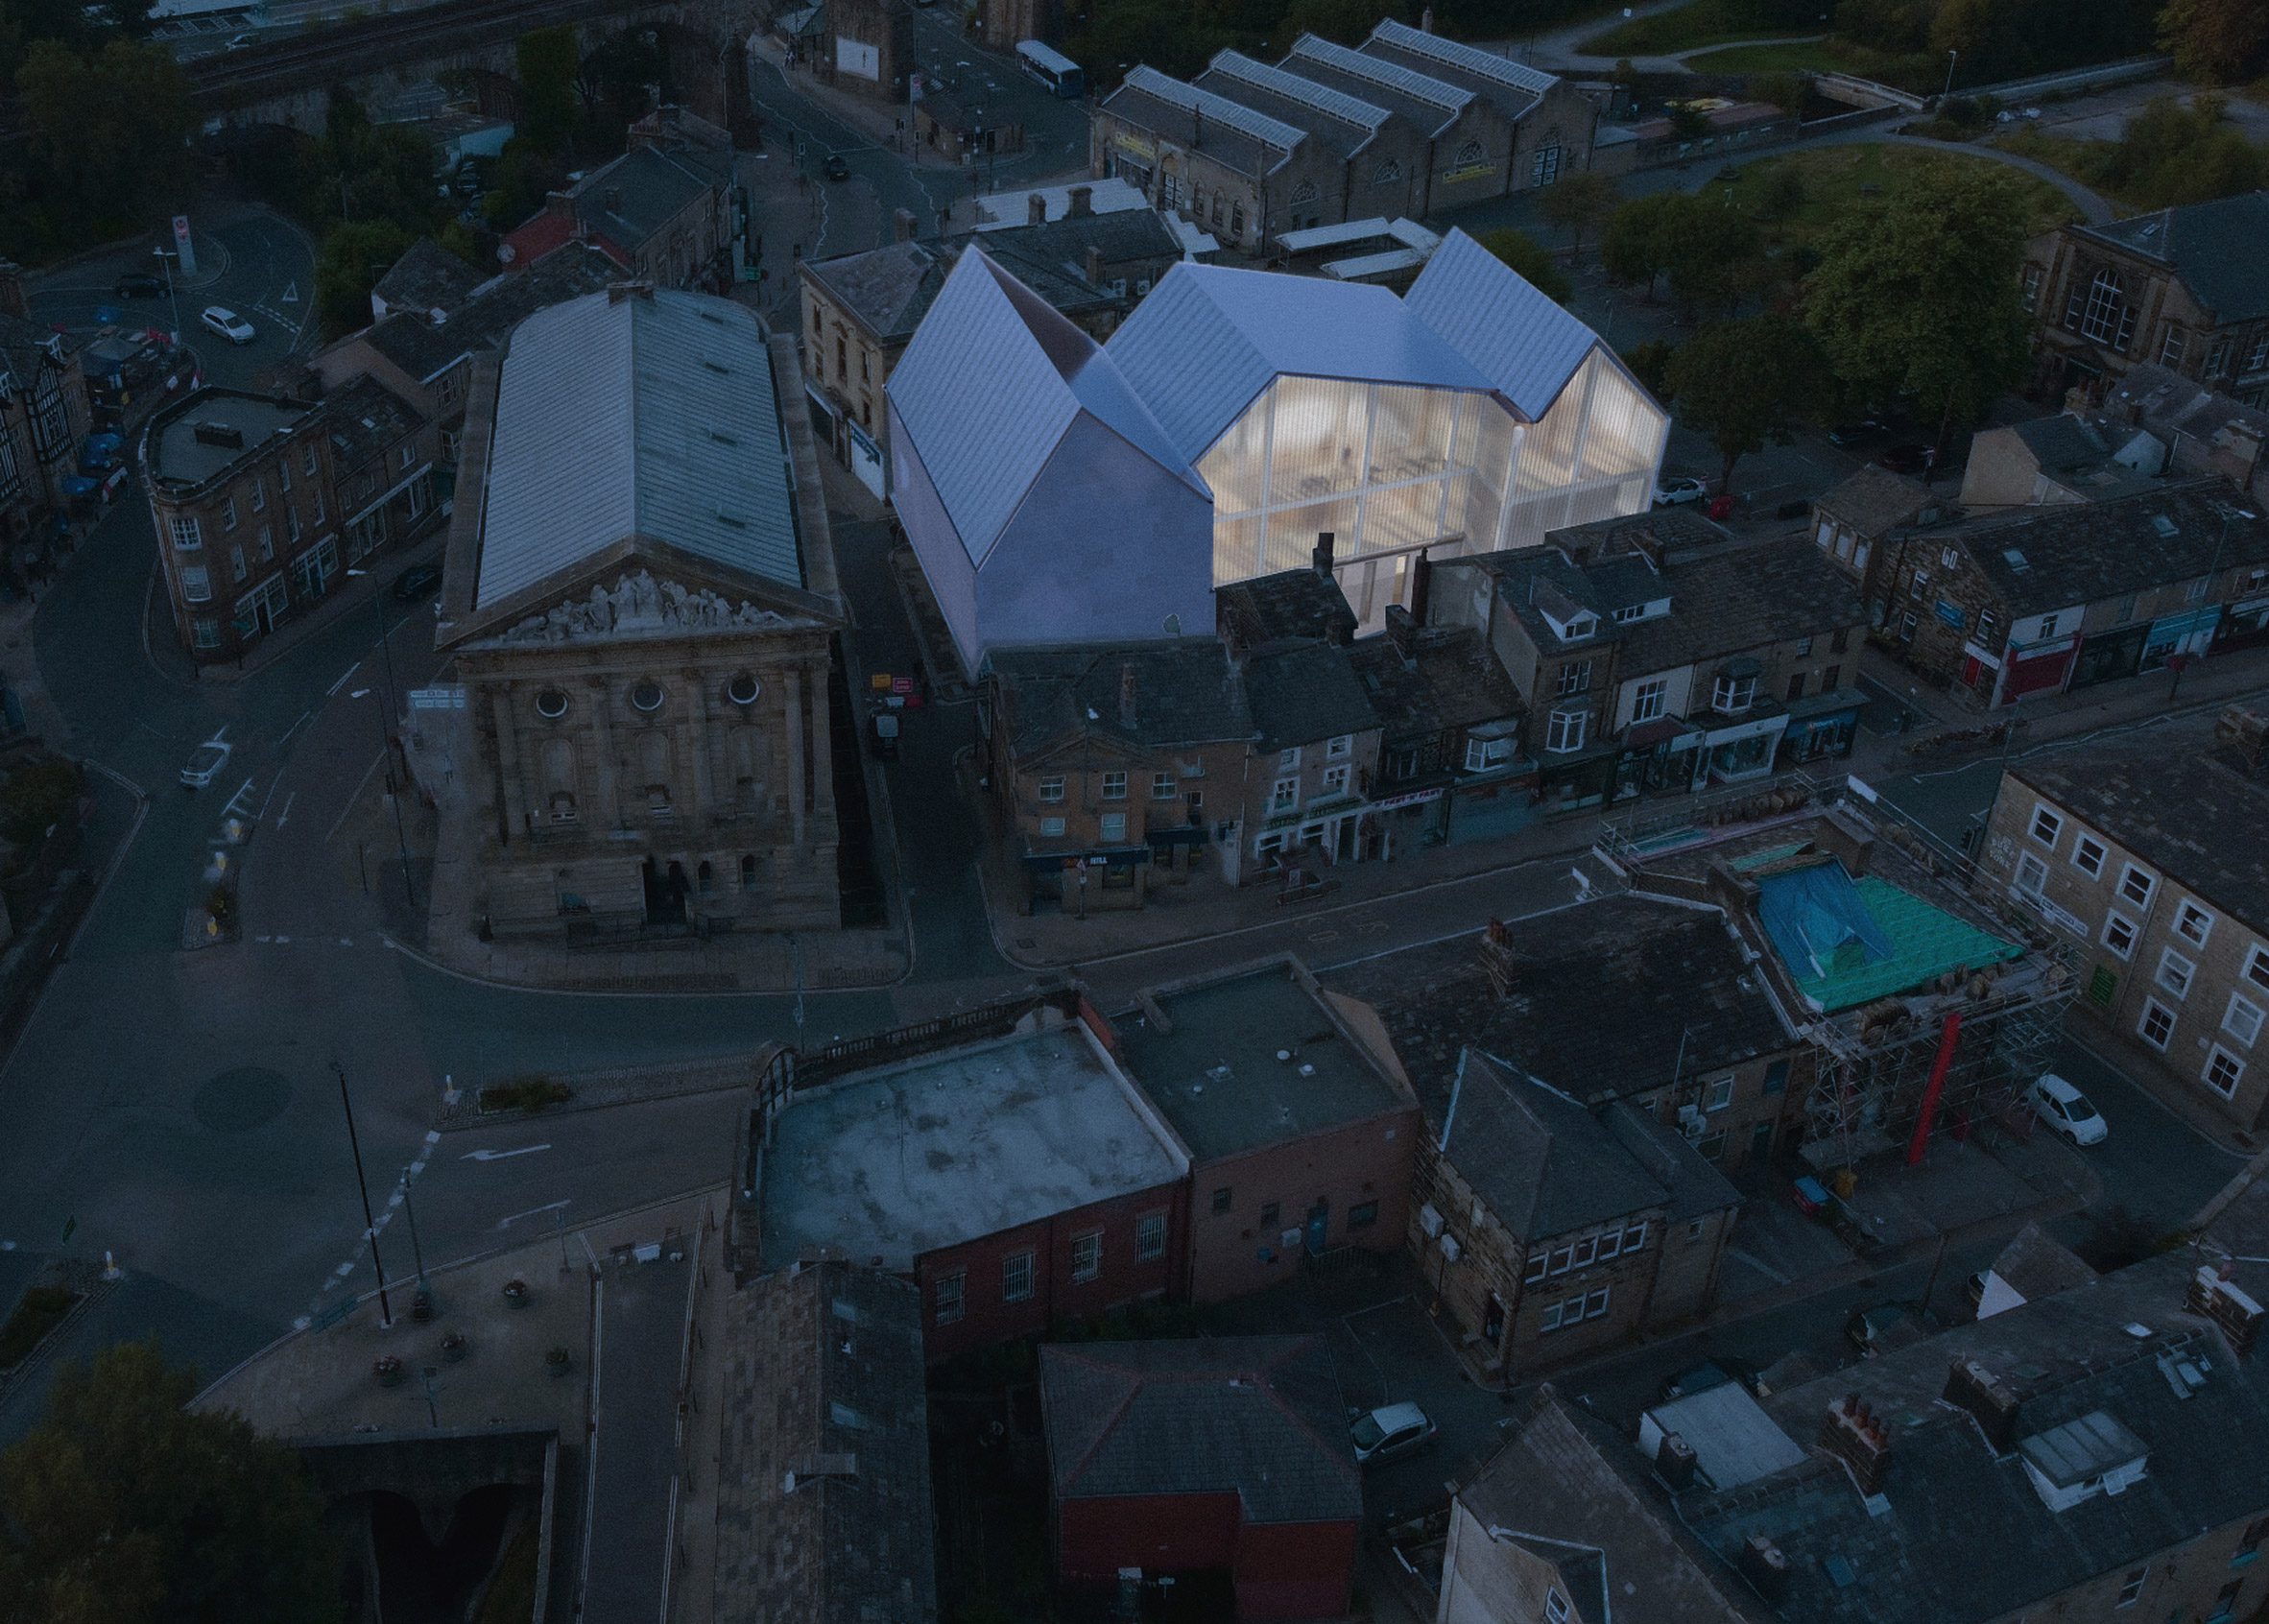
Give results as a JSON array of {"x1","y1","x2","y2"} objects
[{"x1": 1755, "y1": 860, "x2": 1894, "y2": 981}]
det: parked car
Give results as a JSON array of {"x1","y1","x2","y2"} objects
[
  {"x1": 1827, "y1": 418, "x2": 1887, "y2": 446},
  {"x1": 179, "y1": 737, "x2": 232, "y2": 789},
  {"x1": 822, "y1": 152, "x2": 851, "y2": 182},
  {"x1": 1350, "y1": 1401, "x2": 1436, "y2": 1466},
  {"x1": 1653, "y1": 476, "x2": 1708, "y2": 508},
  {"x1": 392, "y1": 562, "x2": 443, "y2": 602},
  {"x1": 1845, "y1": 1302, "x2": 1929, "y2": 1358},
  {"x1": 202, "y1": 306, "x2": 255, "y2": 346},
  {"x1": 114, "y1": 272, "x2": 165, "y2": 299},
  {"x1": 870, "y1": 710, "x2": 900, "y2": 760},
  {"x1": 2027, "y1": 1072, "x2": 2108, "y2": 1146},
  {"x1": 1876, "y1": 442, "x2": 1934, "y2": 475},
  {"x1": 1658, "y1": 1357, "x2": 1763, "y2": 1402}
]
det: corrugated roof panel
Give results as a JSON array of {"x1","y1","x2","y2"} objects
[
  {"x1": 1287, "y1": 34, "x2": 1470, "y2": 112},
  {"x1": 1370, "y1": 18, "x2": 1559, "y2": 95},
  {"x1": 474, "y1": 291, "x2": 801, "y2": 609},
  {"x1": 1405, "y1": 227, "x2": 1602, "y2": 419},
  {"x1": 1107, "y1": 260, "x2": 1493, "y2": 461},
  {"x1": 1207, "y1": 50, "x2": 1390, "y2": 130},
  {"x1": 1122, "y1": 64, "x2": 1307, "y2": 152}
]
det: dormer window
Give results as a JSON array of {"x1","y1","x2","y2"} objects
[
  {"x1": 2018, "y1": 1411, "x2": 2148, "y2": 1513},
  {"x1": 1561, "y1": 613, "x2": 1597, "y2": 640},
  {"x1": 1612, "y1": 604, "x2": 1645, "y2": 624}
]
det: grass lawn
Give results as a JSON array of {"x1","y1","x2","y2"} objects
[
  {"x1": 1682, "y1": 40, "x2": 1846, "y2": 73},
  {"x1": 1578, "y1": 0, "x2": 1804, "y2": 55},
  {"x1": 1700, "y1": 143, "x2": 2083, "y2": 247}
]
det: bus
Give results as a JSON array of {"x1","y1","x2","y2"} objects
[{"x1": 1015, "y1": 39, "x2": 1084, "y2": 98}]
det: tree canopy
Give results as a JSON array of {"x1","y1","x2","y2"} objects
[
  {"x1": 0, "y1": 1342, "x2": 339, "y2": 1624},
  {"x1": 3, "y1": 37, "x2": 193, "y2": 260},
  {"x1": 1478, "y1": 227, "x2": 1571, "y2": 304},
  {"x1": 1602, "y1": 193, "x2": 1767, "y2": 317},
  {"x1": 1535, "y1": 172, "x2": 1617, "y2": 256},
  {"x1": 1664, "y1": 315, "x2": 1823, "y2": 489},
  {"x1": 2158, "y1": 0, "x2": 2269, "y2": 83},
  {"x1": 1802, "y1": 160, "x2": 2031, "y2": 444}
]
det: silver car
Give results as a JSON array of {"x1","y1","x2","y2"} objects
[{"x1": 1350, "y1": 1401, "x2": 1436, "y2": 1466}]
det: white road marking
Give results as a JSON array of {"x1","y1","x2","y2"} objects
[
  {"x1": 275, "y1": 792, "x2": 296, "y2": 829},
  {"x1": 497, "y1": 1199, "x2": 571, "y2": 1229},
  {"x1": 349, "y1": 688, "x2": 372, "y2": 701},
  {"x1": 327, "y1": 661, "x2": 360, "y2": 697},
  {"x1": 464, "y1": 1144, "x2": 552, "y2": 1162}
]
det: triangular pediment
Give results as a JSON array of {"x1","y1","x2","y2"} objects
[{"x1": 442, "y1": 535, "x2": 841, "y2": 649}]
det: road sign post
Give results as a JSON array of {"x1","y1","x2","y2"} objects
[{"x1": 172, "y1": 215, "x2": 197, "y2": 278}]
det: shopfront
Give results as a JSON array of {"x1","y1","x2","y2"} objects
[
  {"x1": 2221, "y1": 592, "x2": 2269, "y2": 650},
  {"x1": 2141, "y1": 606, "x2": 2223, "y2": 673},
  {"x1": 1021, "y1": 847, "x2": 1153, "y2": 912},
  {"x1": 2000, "y1": 633, "x2": 2079, "y2": 704},
  {"x1": 1779, "y1": 687, "x2": 1866, "y2": 764},
  {"x1": 1703, "y1": 712, "x2": 1788, "y2": 784},
  {"x1": 2070, "y1": 621, "x2": 2148, "y2": 690}
]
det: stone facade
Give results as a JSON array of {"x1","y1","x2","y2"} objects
[
  {"x1": 0, "y1": 309, "x2": 91, "y2": 566},
  {"x1": 811, "y1": 0, "x2": 915, "y2": 102}
]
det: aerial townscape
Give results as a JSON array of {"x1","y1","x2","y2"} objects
[{"x1": 9, "y1": 0, "x2": 2269, "y2": 1619}]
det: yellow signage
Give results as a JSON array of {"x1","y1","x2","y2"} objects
[
  {"x1": 1113, "y1": 132, "x2": 1158, "y2": 162},
  {"x1": 1440, "y1": 161, "x2": 1496, "y2": 183}
]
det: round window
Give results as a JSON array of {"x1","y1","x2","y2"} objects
[
  {"x1": 630, "y1": 680, "x2": 666, "y2": 713},
  {"x1": 727, "y1": 672, "x2": 761, "y2": 706},
  {"x1": 535, "y1": 688, "x2": 569, "y2": 720}
]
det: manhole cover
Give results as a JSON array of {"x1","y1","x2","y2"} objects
[{"x1": 192, "y1": 1065, "x2": 293, "y2": 1134}]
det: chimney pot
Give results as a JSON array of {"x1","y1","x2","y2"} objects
[
  {"x1": 1068, "y1": 183, "x2": 1093, "y2": 217},
  {"x1": 1739, "y1": 1535, "x2": 1792, "y2": 1605},
  {"x1": 1656, "y1": 1431, "x2": 1698, "y2": 1491},
  {"x1": 1028, "y1": 192, "x2": 1047, "y2": 225}
]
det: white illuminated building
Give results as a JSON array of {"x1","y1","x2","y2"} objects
[{"x1": 887, "y1": 227, "x2": 1667, "y2": 673}]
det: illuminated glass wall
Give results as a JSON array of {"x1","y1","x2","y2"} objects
[{"x1": 1196, "y1": 355, "x2": 1667, "y2": 631}]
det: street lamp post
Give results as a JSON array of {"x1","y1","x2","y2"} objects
[
  {"x1": 399, "y1": 1163, "x2": 427, "y2": 1285},
  {"x1": 151, "y1": 247, "x2": 185, "y2": 354},
  {"x1": 346, "y1": 566, "x2": 416, "y2": 908},
  {"x1": 331, "y1": 1060, "x2": 394, "y2": 1326},
  {"x1": 2170, "y1": 512, "x2": 2234, "y2": 703},
  {"x1": 1942, "y1": 48, "x2": 1959, "y2": 102}
]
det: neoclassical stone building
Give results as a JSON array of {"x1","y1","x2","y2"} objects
[{"x1": 437, "y1": 285, "x2": 845, "y2": 939}]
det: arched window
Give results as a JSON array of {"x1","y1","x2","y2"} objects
[
  {"x1": 1373, "y1": 157, "x2": 1402, "y2": 185},
  {"x1": 2076, "y1": 269, "x2": 2135, "y2": 349},
  {"x1": 1290, "y1": 179, "x2": 1320, "y2": 205}
]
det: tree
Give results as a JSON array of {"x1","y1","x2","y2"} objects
[
  {"x1": 8, "y1": 37, "x2": 193, "y2": 258},
  {"x1": 1622, "y1": 337, "x2": 1678, "y2": 402},
  {"x1": 1660, "y1": 200, "x2": 1764, "y2": 318},
  {"x1": 2159, "y1": 0, "x2": 2269, "y2": 82},
  {"x1": 1751, "y1": 70, "x2": 1811, "y2": 114},
  {"x1": 1476, "y1": 227, "x2": 1571, "y2": 303},
  {"x1": 1803, "y1": 161, "x2": 2031, "y2": 448},
  {"x1": 0, "y1": 1341, "x2": 338, "y2": 1623},
  {"x1": 1535, "y1": 171, "x2": 1617, "y2": 256},
  {"x1": 1601, "y1": 193, "x2": 1684, "y2": 299},
  {"x1": 1663, "y1": 315, "x2": 1821, "y2": 489},
  {"x1": 515, "y1": 25, "x2": 580, "y2": 155},
  {"x1": 0, "y1": 756, "x2": 82, "y2": 851},
  {"x1": 315, "y1": 219, "x2": 415, "y2": 337}
]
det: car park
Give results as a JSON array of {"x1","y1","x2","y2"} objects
[
  {"x1": 201, "y1": 306, "x2": 255, "y2": 345},
  {"x1": 393, "y1": 562, "x2": 443, "y2": 602},
  {"x1": 1653, "y1": 476, "x2": 1708, "y2": 508},
  {"x1": 2027, "y1": 1072, "x2": 2109, "y2": 1146},
  {"x1": 1350, "y1": 1401, "x2": 1436, "y2": 1466},
  {"x1": 114, "y1": 272, "x2": 165, "y2": 299},
  {"x1": 179, "y1": 737, "x2": 232, "y2": 789}
]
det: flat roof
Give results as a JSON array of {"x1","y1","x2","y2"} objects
[
  {"x1": 1115, "y1": 963, "x2": 1405, "y2": 1162},
  {"x1": 146, "y1": 390, "x2": 315, "y2": 489},
  {"x1": 759, "y1": 1024, "x2": 1187, "y2": 1270},
  {"x1": 1644, "y1": 1383, "x2": 1806, "y2": 1490}
]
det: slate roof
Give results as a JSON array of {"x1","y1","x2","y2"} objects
[
  {"x1": 473, "y1": 289, "x2": 802, "y2": 609},
  {"x1": 2014, "y1": 413, "x2": 2114, "y2": 472},
  {"x1": 2009, "y1": 706, "x2": 2269, "y2": 927},
  {"x1": 561, "y1": 142, "x2": 728, "y2": 256},
  {"x1": 1456, "y1": 1398, "x2": 1752, "y2": 1624},
  {"x1": 1216, "y1": 566, "x2": 1359, "y2": 651},
  {"x1": 1348, "y1": 626, "x2": 1521, "y2": 742},
  {"x1": 2104, "y1": 362, "x2": 2269, "y2": 463},
  {"x1": 1100, "y1": 67, "x2": 1304, "y2": 181},
  {"x1": 1320, "y1": 895, "x2": 1793, "y2": 1119},
  {"x1": 1243, "y1": 639, "x2": 1379, "y2": 751},
  {"x1": 1611, "y1": 537, "x2": 1867, "y2": 680},
  {"x1": 1691, "y1": 1252, "x2": 2269, "y2": 1624},
  {"x1": 1959, "y1": 478, "x2": 2269, "y2": 613},
  {"x1": 322, "y1": 373, "x2": 423, "y2": 474},
  {"x1": 713, "y1": 1262, "x2": 939, "y2": 1624},
  {"x1": 2075, "y1": 191, "x2": 2269, "y2": 323},
  {"x1": 361, "y1": 244, "x2": 620, "y2": 385},
  {"x1": 1815, "y1": 464, "x2": 1937, "y2": 536},
  {"x1": 804, "y1": 240, "x2": 950, "y2": 343},
  {"x1": 1362, "y1": 18, "x2": 1558, "y2": 121},
  {"x1": 1988, "y1": 1221, "x2": 2095, "y2": 1303},
  {"x1": 370, "y1": 236, "x2": 483, "y2": 320},
  {"x1": 1039, "y1": 1336, "x2": 1362, "y2": 1525},
  {"x1": 987, "y1": 638, "x2": 1252, "y2": 756},
  {"x1": 1195, "y1": 52, "x2": 1387, "y2": 160},
  {"x1": 0, "y1": 311, "x2": 71, "y2": 377},
  {"x1": 1282, "y1": 34, "x2": 1469, "y2": 135}
]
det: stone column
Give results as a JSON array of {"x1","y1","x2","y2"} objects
[
  {"x1": 783, "y1": 663, "x2": 806, "y2": 847},
  {"x1": 490, "y1": 682, "x2": 529, "y2": 846},
  {"x1": 682, "y1": 669, "x2": 713, "y2": 828},
  {"x1": 803, "y1": 659, "x2": 834, "y2": 821},
  {"x1": 585, "y1": 676, "x2": 621, "y2": 830}
]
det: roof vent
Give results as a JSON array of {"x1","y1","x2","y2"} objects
[
  {"x1": 2151, "y1": 513, "x2": 2179, "y2": 538},
  {"x1": 2003, "y1": 547, "x2": 2030, "y2": 572},
  {"x1": 715, "y1": 510, "x2": 747, "y2": 529},
  {"x1": 702, "y1": 358, "x2": 730, "y2": 374},
  {"x1": 709, "y1": 429, "x2": 738, "y2": 446},
  {"x1": 192, "y1": 422, "x2": 245, "y2": 450}
]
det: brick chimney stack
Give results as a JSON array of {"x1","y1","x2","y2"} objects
[
  {"x1": 1479, "y1": 919, "x2": 1517, "y2": 997},
  {"x1": 894, "y1": 207, "x2": 919, "y2": 242},
  {"x1": 1068, "y1": 184, "x2": 1093, "y2": 218},
  {"x1": 1942, "y1": 1356, "x2": 2022, "y2": 1452},
  {"x1": 1738, "y1": 1535, "x2": 1792, "y2": 1605},
  {"x1": 2187, "y1": 1264, "x2": 2263, "y2": 1356},
  {"x1": 1819, "y1": 1394, "x2": 1892, "y2": 1494},
  {"x1": 1028, "y1": 192, "x2": 1047, "y2": 226}
]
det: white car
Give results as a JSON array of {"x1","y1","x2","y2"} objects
[
  {"x1": 1653, "y1": 476, "x2": 1708, "y2": 508},
  {"x1": 2028, "y1": 1072, "x2": 2108, "y2": 1146},
  {"x1": 179, "y1": 737, "x2": 232, "y2": 789},
  {"x1": 1350, "y1": 1401, "x2": 1436, "y2": 1466},
  {"x1": 202, "y1": 306, "x2": 255, "y2": 345}
]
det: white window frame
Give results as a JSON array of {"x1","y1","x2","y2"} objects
[
  {"x1": 1550, "y1": 1243, "x2": 1574, "y2": 1275},
  {"x1": 1321, "y1": 763, "x2": 1350, "y2": 796},
  {"x1": 2071, "y1": 833, "x2": 2107, "y2": 878},
  {"x1": 1135, "y1": 1210, "x2": 1166, "y2": 1262},
  {"x1": 1546, "y1": 1588, "x2": 1571, "y2": 1624},
  {"x1": 1099, "y1": 811, "x2": 1127, "y2": 843},
  {"x1": 2174, "y1": 900, "x2": 2214, "y2": 949},
  {"x1": 1101, "y1": 770, "x2": 1127, "y2": 800},
  {"x1": 220, "y1": 495, "x2": 237, "y2": 531},
  {"x1": 1524, "y1": 1250, "x2": 1547, "y2": 1285},
  {"x1": 2118, "y1": 1567, "x2": 2145, "y2": 1608},
  {"x1": 1152, "y1": 771, "x2": 1177, "y2": 800},
  {"x1": 1038, "y1": 775, "x2": 1065, "y2": 803},
  {"x1": 1326, "y1": 734, "x2": 1351, "y2": 759},
  {"x1": 1711, "y1": 674, "x2": 1756, "y2": 714},
  {"x1": 1622, "y1": 1220, "x2": 1647, "y2": 1253},
  {"x1": 1541, "y1": 1301, "x2": 1564, "y2": 1332},
  {"x1": 1632, "y1": 677, "x2": 1668, "y2": 724},
  {"x1": 1002, "y1": 1250, "x2": 1035, "y2": 1302},
  {"x1": 168, "y1": 514, "x2": 203, "y2": 550},
  {"x1": 1706, "y1": 1076, "x2": 1733, "y2": 1111},
  {"x1": 2015, "y1": 852, "x2": 2049, "y2": 898},
  {"x1": 1278, "y1": 746, "x2": 1302, "y2": 770},
  {"x1": 250, "y1": 478, "x2": 266, "y2": 513},
  {"x1": 2029, "y1": 804, "x2": 2063, "y2": 848},
  {"x1": 1270, "y1": 776, "x2": 1300, "y2": 813},
  {"x1": 2138, "y1": 997, "x2": 2177, "y2": 1052},
  {"x1": 934, "y1": 1270, "x2": 966, "y2": 1325},
  {"x1": 1039, "y1": 815, "x2": 1066, "y2": 838},
  {"x1": 1585, "y1": 1286, "x2": 1610, "y2": 1320},
  {"x1": 2157, "y1": 947, "x2": 2195, "y2": 1001},
  {"x1": 2250, "y1": 945, "x2": 2269, "y2": 996},
  {"x1": 2223, "y1": 993, "x2": 2264, "y2": 1050},
  {"x1": 1545, "y1": 706, "x2": 1588, "y2": 754},
  {"x1": 1596, "y1": 1228, "x2": 1621, "y2": 1262},
  {"x1": 2204, "y1": 1045, "x2": 2246, "y2": 1100},
  {"x1": 1070, "y1": 1229, "x2": 1102, "y2": 1283},
  {"x1": 2103, "y1": 911, "x2": 2138, "y2": 960},
  {"x1": 2118, "y1": 863, "x2": 2156, "y2": 908}
]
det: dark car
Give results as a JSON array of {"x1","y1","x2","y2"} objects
[
  {"x1": 114, "y1": 272, "x2": 165, "y2": 299},
  {"x1": 393, "y1": 562, "x2": 442, "y2": 602},
  {"x1": 822, "y1": 152, "x2": 851, "y2": 182},
  {"x1": 1827, "y1": 418, "x2": 1887, "y2": 446},
  {"x1": 1876, "y1": 442, "x2": 1935, "y2": 475},
  {"x1": 1658, "y1": 1357, "x2": 1763, "y2": 1402}
]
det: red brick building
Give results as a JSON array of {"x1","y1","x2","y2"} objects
[
  {"x1": 1117, "y1": 958, "x2": 1420, "y2": 1302},
  {"x1": 746, "y1": 1006, "x2": 1192, "y2": 1361},
  {"x1": 1040, "y1": 1336, "x2": 1360, "y2": 1620}
]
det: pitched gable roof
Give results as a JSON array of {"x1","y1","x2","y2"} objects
[
  {"x1": 1405, "y1": 228, "x2": 1617, "y2": 421},
  {"x1": 2077, "y1": 192, "x2": 2269, "y2": 324}
]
